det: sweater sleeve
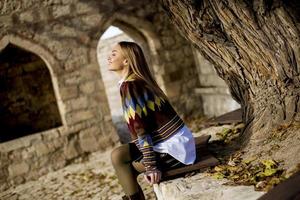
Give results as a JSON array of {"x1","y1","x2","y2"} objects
[{"x1": 121, "y1": 80, "x2": 165, "y2": 172}]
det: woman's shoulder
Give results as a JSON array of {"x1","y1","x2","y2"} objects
[
  {"x1": 119, "y1": 78, "x2": 144, "y2": 97},
  {"x1": 123, "y1": 73, "x2": 142, "y2": 82},
  {"x1": 121, "y1": 75, "x2": 147, "y2": 89},
  {"x1": 120, "y1": 74, "x2": 165, "y2": 99}
]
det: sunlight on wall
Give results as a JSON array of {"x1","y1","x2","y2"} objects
[{"x1": 100, "y1": 26, "x2": 123, "y2": 40}]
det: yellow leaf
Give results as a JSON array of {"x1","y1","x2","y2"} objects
[
  {"x1": 214, "y1": 165, "x2": 224, "y2": 172},
  {"x1": 261, "y1": 160, "x2": 277, "y2": 169},
  {"x1": 212, "y1": 172, "x2": 224, "y2": 179},
  {"x1": 264, "y1": 168, "x2": 278, "y2": 177}
]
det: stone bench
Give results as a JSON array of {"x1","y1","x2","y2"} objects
[{"x1": 161, "y1": 135, "x2": 219, "y2": 181}]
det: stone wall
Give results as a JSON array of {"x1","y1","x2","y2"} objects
[
  {"x1": 193, "y1": 49, "x2": 240, "y2": 117},
  {"x1": 0, "y1": 0, "x2": 203, "y2": 190}
]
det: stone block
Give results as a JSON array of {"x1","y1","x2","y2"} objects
[
  {"x1": 48, "y1": 137, "x2": 67, "y2": 150},
  {"x1": 52, "y1": 5, "x2": 70, "y2": 18},
  {"x1": 11, "y1": 176, "x2": 25, "y2": 185},
  {"x1": 79, "y1": 81, "x2": 96, "y2": 94},
  {"x1": 35, "y1": 156, "x2": 50, "y2": 169},
  {"x1": 52, "y1": 160, "x2": 66, "y2": 171},
  {"x1": 154, "y1": 173, "x2": 265, "y2": 200},
  {"x1": 198, "y1": 74, "x2": 227, "y2": 87},
  {"x1": 0, "y1": 133, "x2": 40, "y2": 152},
  {"x1": 65, "y1": 96, "x2": 89, "y2": 111},
  {"x1": 56, "y1": 47, "x2": 72, "y2": 61},
  {"x1": 80, "y1": 66, "x2": 99, "y2": 81},
  {"x1": 52, "y1": 24, "x2": 77, "y2": 38},
  {"x1": 79, "y1": 126, "x2": 100, "y2": 152},
  {"x1": 90, "y1": 92, "x2": 108, "y2": 105},
  {"x1": 19, "y1": 11, "x2": 34, "y2": 22},
  {"x1": 194, "y1": 87, "x2": 230, "y2": 95},
  {"x1": 8, "y1": 150, "x2": 22, "y2": 160},
  {"x1": 58, "y1": 122, "x2": 87, "y2": 136},
  {"x1": 41, "y1": 129, "x2": 60, "y2": 141},
  {"x1": 21, "y1": 147, "x2": 36, "y2": 159},
  {"x1": 75, "y1": 2, "x2": 97, "y2": 14},
  {"x1": 200, "y1": 94, "x2": 240, "y2": 117},
  {"x1": 60, "y1": 86, "x2": 78, "y2": 100},
  {"x1": 81, "y1": 13, "x2": 102, "y2": 26},
  {"x1": 165, "y1": 81, "x2": 181, "y2": 99},
  {"x1": 162, "y1": 36, "x2": 175, "y2": 47},
  {"x1": 64, "y1": 54, "x2": 88, "y2": 71},
  {"x1": 193, "y1": 49, "x2": 216, "y2": 74},
  {"x1": 64, "y1": 140, "x2": 79, "y2": 159},
  {"x1": 0, "y1": 182, "x2": 9, "y2": 192},
  {"x1": 79, "y1": 126, "x2": 99, "y2": 139},
  {"x1": 169, "y1": 70, "x2": 183, "y2": 82},
  {"x1": 183, "y1": 45, "x2": 193, "y2": 56},
  {"x1": 34, "y1": 142, "x2": 51, "y2": 157},
  {"x1": 63, "y1": 71, "x2": 83, "y2": 85},
  {"x1": 79, "y1": 136, "x2": 99, "y2": 152},
  {"x1": 66, "y1": 109, "x2": 94, "y2": 124},
  {"x1": 8, "y1": 162, "x2": 29, "y2": 177}
]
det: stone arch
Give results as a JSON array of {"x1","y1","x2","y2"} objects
[
  {"x1": 92, "y1": 13, "x2": 169, "y2": 143},
  {"x1": 96, "y1": 30, "x2": 135, "y2": 143},
  {"x1": 90, "y1": 13, "x2": 167, "y2": 91},
  {"x1": 112, "y1": 20, "x2": 153, "y2": 71},
  {"x1": 0, "y1": 34, "x2": 67, "y2": 128}
]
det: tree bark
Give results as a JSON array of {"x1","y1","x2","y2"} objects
[{"x1": 160, "y1": 0, "x2": 300, "y2": 164}]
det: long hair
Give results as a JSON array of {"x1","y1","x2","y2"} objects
[{"x1": 118, "y1": 41, "x2": 168, "y2": 100}]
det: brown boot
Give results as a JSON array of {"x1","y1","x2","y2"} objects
[
  {"x1": 137, "y1": 184, "x2": 145, "y2": 200},
  {"x1": 122, "y1": 185, "x2": 145, "y2": 200},
  {"x1": 122, "y1": 195, "x2": 128, "y2": 200}
]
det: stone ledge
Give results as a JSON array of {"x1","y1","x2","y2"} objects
[
  {"x1": 153, "y1": 173, "x2": 265, "y2": 200},
  {"x1": 0, "y1": 127, "x2": 62, "y2": 152},
  {"x1": 154, "y1": 125, "x2": 265, "y2": 200},
  {"x1": 194, "y1": 87, "x2": 230, "y2": 95}
]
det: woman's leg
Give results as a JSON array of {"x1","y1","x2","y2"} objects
[{"x1": 110, "y1": 144, "x2": 142, "y2": 196}]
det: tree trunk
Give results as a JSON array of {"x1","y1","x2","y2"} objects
[{"x1": 160, "y1": 0, "x2": 300, "y2": 169}]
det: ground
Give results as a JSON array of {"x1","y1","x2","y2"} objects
[
  {"x1": 0, "y1": 149, "x2": 156, "y2": 200},
  {"x1": 1, "y1": 121, "x2": 299, "y2": 200}
]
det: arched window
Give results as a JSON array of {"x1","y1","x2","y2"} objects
[{"x1": 0, "y1": 44, "x2": 62, "y2": 142}]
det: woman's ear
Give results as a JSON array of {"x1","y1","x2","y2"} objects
[{"x1": 123, "y1": 59, "x2": 129, "y2": 66}]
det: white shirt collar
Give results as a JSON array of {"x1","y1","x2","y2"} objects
[
  {"x1": 118, "y1": 73, "x2": 135, "y2": 87},
  {"x1": 118, "y1": 76, "x2": 125, "y2": 87}
]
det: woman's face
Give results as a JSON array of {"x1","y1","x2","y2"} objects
[{"x1": 107, "y1": 44, "x2": 127, "y2": 72}]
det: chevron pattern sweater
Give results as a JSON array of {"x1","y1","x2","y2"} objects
[{"x1": 120, "y1": 73, "x2": 184, "y2": 172}]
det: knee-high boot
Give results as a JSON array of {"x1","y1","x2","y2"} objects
[{"x1": 121, "y1": 185, "x2": 145, "y2": 200}]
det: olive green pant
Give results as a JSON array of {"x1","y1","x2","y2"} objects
[
  {"x1": 111, "y1": 143, "x2": 145, "y2": 195},
  {"x1": 110, "y1": 143, "x2": 185, "y2": 195}
]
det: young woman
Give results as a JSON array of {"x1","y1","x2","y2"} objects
[{"x1": 108, "y1": 41, "x2": 196, "y2": 200}]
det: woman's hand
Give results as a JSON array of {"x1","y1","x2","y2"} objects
[{"x1": 144, "y1": 169, "x2": 162, "y2": 185}]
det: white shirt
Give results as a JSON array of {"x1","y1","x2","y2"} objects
[
  {"x1": 153, "y1": 125, "x2": 196, "y2": 165},
  {"x1": 118, "y1": 78, "x2": 196, "y2": 165}
]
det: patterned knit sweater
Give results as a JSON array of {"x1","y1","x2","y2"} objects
[{"x1": 120, "y1": 73, "x2": 184, "y2": 172}]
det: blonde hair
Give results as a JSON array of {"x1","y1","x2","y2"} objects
[{"x1": 118, "y1": 41, "x2": 168, "y2": 100}]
